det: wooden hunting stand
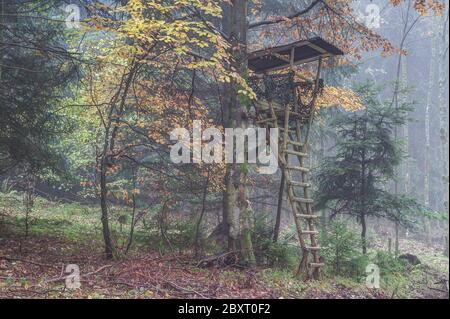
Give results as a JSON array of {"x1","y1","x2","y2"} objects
[{"x1": 248, "y1": 37, "x2": 343, "y2": 280}]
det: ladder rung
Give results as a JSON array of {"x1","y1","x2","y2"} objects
[
  {"x1": 295, "y1": 213, "x2": 317, "y2": 219},
  {"x1": 309, "y1": 263, "x2": 325, "y2": 267},
  {"x1": 256, "y1": 117, "x2": 277, "y2": 124},
  {"x1": 287, "y1": 140, "x2": 303, "y2": 147},
  {"x1": 301, "y1": 230, "x2": 319, "y2": 235},
  {"x1": 289, "y1": 181, "x2": 311, "y2": 188},
  {"x1": 285, "y1": 150, "x2": 307, "y2": 157},
  {"x1": 293, "y1": 197, "x2": 314, "y2": 204},
  {"x1": 287, "y1": 166, "x2": 309, "y2": 172},
  {"x1": 273, "y1": 108, "x2": 288, "y2": 113},
  {"x1": 279, "y1": 128, "x2": 296, "y2": 133},
  {"x1": 306, "y1": 246, "x2": 321, "y2": 251}
]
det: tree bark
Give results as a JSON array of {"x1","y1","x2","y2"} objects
[
  {"x1": 221, "y1": 0, "x2": 255, "y2": 265},
  {"x1": 126, "y1": 166, "x2": 138, "y2": 254},
  {"x1": 361, "y1": 121, "x2": 368, "y2": 255},
  {"x1": 395, "y1": 220, "x2": 399, "y2": 256},
  {"x1": 23, "y1": 172, "x2": 35, "y2": 239},
  {"x1": 195, "y1": 169, "x2": 210, "y2": 258},
  {"x1": 0, "y1": 0, "x2": 3, "y2": 82},
  {"x1": 444, "y1": 235, "x2": 449, "y2": 257},
  {"x1": 400, "y1": 56, "x2": 411, "y2": 194},
  {"x1": 223, "y1": 167, "x2": 237, "y2": 251},
  {"x1": 424, "y1": 35, "x2": 437, "y2": 244},
  {"x1": 361, "y1": 213, "x2": 367, "y2": 255},
  {"x1": 438, "y1": 4, "x2": 449, "y2": 218},
  {"x1": 238, "y1": 183, "x2": 256, "y2": 266},
  {"x1": 100, "y1": 159, "x2": 114, "y2": 259}
]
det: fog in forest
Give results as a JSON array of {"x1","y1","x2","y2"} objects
[{"x1": 0, "y1": 0, "x2": 448, "y2": 300}]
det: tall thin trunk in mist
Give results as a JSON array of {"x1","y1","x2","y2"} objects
[
  {"x1": 438, "y1": 4, "x2": 449, "y2": 218},
  {"x1": 401, "y1": 57, "x2": 411, "y2": 194},
  {"x1": 424, "y1": 35, "x2": 437, "y2": 244},
  {"x1": 424, "y1": 36, "x2": 437, "y2": 210}
]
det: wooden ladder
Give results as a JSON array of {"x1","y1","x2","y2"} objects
[
  {"x1": 283, "y1": 106, "x2": 322, "y2": 280},
  {"x1": 255, "y1": 98, "x2": 322, "y2": 280}
]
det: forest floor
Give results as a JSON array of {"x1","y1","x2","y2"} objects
[
  {"x1": 0, "y1": 193, "x2": 448, "y2": 299},
  {"x1": 0, "y1": 231, "x2": 388, "y2": 299}
]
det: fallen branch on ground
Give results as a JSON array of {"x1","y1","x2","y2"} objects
[
  {"x1": 196, "y1": 251, "x2": 238, "y2": 268},
  {"x1": 30, "y1": 264, "x2": 113, "y2": 287},
  {"x1": 0, "y1": 255, "x2": 60, "y2": 269},
  {"x1": 162, "y1": 280, "x2": 209, "y2": 299}
]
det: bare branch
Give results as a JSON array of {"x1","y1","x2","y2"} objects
[{"x1": 248, "y1": 0, "x2": 322, "y2": 29}]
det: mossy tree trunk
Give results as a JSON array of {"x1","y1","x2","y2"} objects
[
  {"x1": 221, "y1": 0, "x2": 255, "y2": 266},
  {"x1": 238, "y1": 183, "x2": 256, "y2": 266}
]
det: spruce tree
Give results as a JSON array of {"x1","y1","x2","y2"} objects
[{"x1": 315, "y1": 82, "x2": 420, "y2": 254}]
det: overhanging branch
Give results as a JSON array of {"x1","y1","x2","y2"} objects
[{"x1": 248, "y1": 0, "x2": 323, "y2": 29}]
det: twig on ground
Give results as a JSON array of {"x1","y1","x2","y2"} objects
[
  {"x1": 7, "y1": 287, "x2": 63, "y2": 296},
  {"x1": 196, "y1": 251, "x2": 237, "y2": 268},
  {"x1": 0, "y1": 255, "x2": 60, "y2": 269},
  {"x1": 163, "y1": 280, "x2": 209, "y2": 299},
  {"x1": 427, "y1": 286, "x2": 449, "y2": 294},
  {"x1": 31, "y1": 264, "x2": 113, "y2": 286}
]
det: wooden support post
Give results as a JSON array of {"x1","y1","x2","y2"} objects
[
  {"x1": 273, "y1": 171, "x2": 285, "y2": 243},
  {"x1": 444, "y1": 235, "x2": 449, "y2": 257},
  {"x1": 395, "y1": 221, "x2": 399, "y2": 257}
]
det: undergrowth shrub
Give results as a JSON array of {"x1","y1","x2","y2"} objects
[
  {"x1": 319, "y1": 219, "x2": 368, "y2": 278},
  {"x1": 373, "y1": 251, "x2": 408, "y2": 274},
  {"x1": 252, "y1": 212, "x2": 300, "y2": 268},
  {"x1": 265, "y1": 238, "x2": 300, "y2": 269},
  {"x1": 371, "y1": 251, "x2": 409, "y2": 293},
  {"x1": 251, "y1": 212, "x2": 273, "y2": 263}
]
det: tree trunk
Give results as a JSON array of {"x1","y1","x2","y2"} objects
[
  {"x1": 23, "y1": 172, "x2": 35, "y2": 239},
  {"x1": 424, "y1": 35, "x2": 437, "y2": 244},
  {"x1": 98, "y1": 63, "x2": 135, "y2": 259},
  {"x1": 361, "y1": 213, "x2": 367, "y2": 255},
  {"x1": 0, "y1": 0, "x2": 3, "y2": 81},
  {"x1": 400, "y1": 56, "x2": 411, "y2": 194},
  {"x1": 223, "y1": 168, "x2": 237, "y2": 251},
  {"x1": 392, "y1": 2, "x2": 413, "y2": 197},
  {"x1": 100, "y1": 159, "x2": 114, "y2": 259},
  {"x1": 361, "y1": 122, "x2": 368, "y2": 255},
  {"x1": 444, "y1": 235, "x2": 449, "y2": 257},
  {"x1": 395, "y1": 221, "x2": 399, "y2": 256},
  {"x1": 195, "y1": 169, "x2": 210, "y2": 258},
  {"x1": 238, "y1": 183, "x2": 256, "y2": 266},
  {"x1": 438, "y1": 4, "x2": 449, "y2": 219},
  {"x1": 221, "y1": 0, "x2": 254, "y2": 265},
  {"x1": 126, "y1": 166, "x2": 138, "y2": 254},
  {"x1": 424, "y1": 36, "x2": 437, "y2": 210}
]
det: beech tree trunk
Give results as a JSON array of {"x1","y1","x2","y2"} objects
[
  {"x1": 401, "y1": 57, "x2": 411, "y2": 194},
  {"x1": 438, "y1": 4, "x2": 449, "y2": 218},
  {"x1": 424, "y1": 36, "x2": 437, "y2": 244},
  {"x1": 221, "y1": 0, "x2": 255, "y2": 265},
  {"x1": 238, "y1": 183, "x2": 256, "y2": 266}
]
